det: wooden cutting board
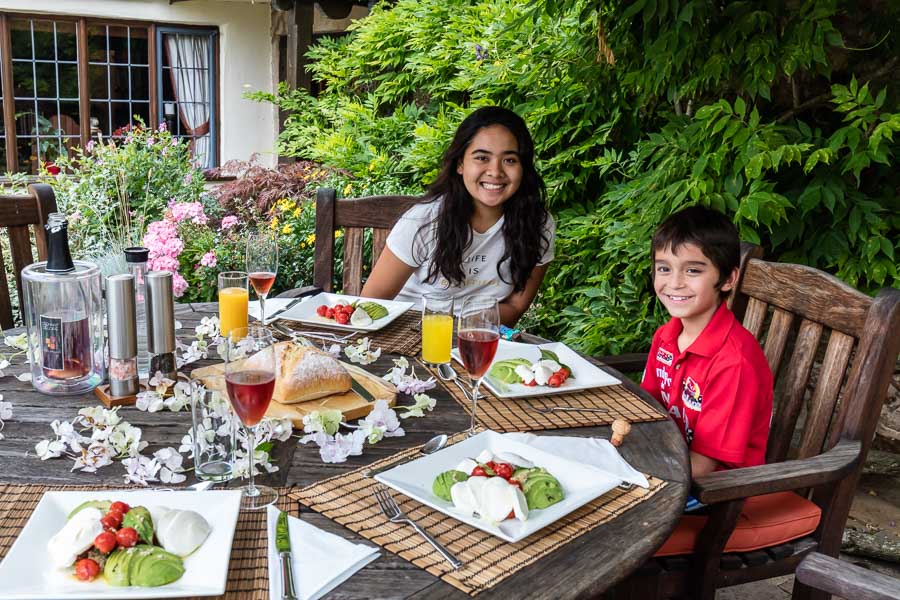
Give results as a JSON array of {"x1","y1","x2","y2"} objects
[{"x1": 191, "y1": 354, "x2": 397, "y2": 428}]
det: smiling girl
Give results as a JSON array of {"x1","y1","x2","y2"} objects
[{"x1": 361, "y1": 107, "x2": 555, "y2": 325}]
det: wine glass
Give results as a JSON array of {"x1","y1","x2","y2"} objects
[
  {"x1": 457, "y1": 296, "x2": 500, "y2": 437},
  {"x1": 246, "y1": 230, "x2": 278, "y2": 325},
  {"x1": 224, "y1": 325, "x2": 278, "y2": 510}
]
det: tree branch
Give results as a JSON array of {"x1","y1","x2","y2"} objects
[{"x1": 776, "y1": 57, "x2": 899, "y2": 124}]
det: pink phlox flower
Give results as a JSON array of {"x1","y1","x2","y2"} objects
[
  {"x1": 200, "y1": 251, "x2": 217, "y2": 268},
  {"x1": 85, "y1": 140, "x2": 95, "y2": 153},
  {"x1": 172, "y1": 273, "x2": 188, "y2": 298},
  {"x1": 149, "y1": 256, "x2": 179, "y2": 272},
  {"x1": 170, "y1": 201, "x2": 206, "y2": 224},
  {"x1": 158, "y1": 121, "x2": 168, "y2": 131},
  {"x1": 147, "y1": 137, "x2": 156, "y2": 147},
  {"x1": 220, "y1": 215, "x2": 239, "y2": 230},
  {"x1": 182, "y1": 172, "x2": 192, "y2": 184}
]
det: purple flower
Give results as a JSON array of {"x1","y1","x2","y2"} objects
[
  {"x1": 200, "y1": 251, "x2": 217, "y2": 268},
  {"x1": 220, "y1": 215, "x2": 240, "y2": 230}
]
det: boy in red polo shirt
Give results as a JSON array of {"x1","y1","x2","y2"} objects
[{"x1": 640, "y1": 206, "x2": 773, "y2": 479}]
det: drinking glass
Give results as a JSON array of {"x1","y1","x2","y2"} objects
[
  {"x1": 224, "y1": 325, "x2": 278, "y2": 510},
  {"x1": 246, "y1": 231, "x2": 279, "y2": 325},
  {"x1": 218, "y1": 271, "x2": 249, "y2": 339},
  {"x1": 189, "y1": 380, "x2": 236, "y2": 482},
  {"x1": 421, "y1": 294, "x2": 454, "y2": 365},
  {"x1": 457, "y1": 296, "x2": 500, "y2": 437}
]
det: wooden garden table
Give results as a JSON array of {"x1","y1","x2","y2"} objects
[{"x1": 0, "y1": 302, "x2": 689, "y2": 599}]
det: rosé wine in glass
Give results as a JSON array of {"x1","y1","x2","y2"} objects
[{"x1": 457, "y1": 296, "x2": 500, "y2": 437}]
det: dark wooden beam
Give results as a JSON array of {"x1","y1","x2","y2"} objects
[
  {"x1": 76, "y1": 18, "x2": 90, "y2": 148},
  {"x1": 285, "y1": 1, "x2": 314, "y2": 91},
  {"x1": 0, "y1": 14, "x2": 19, "y2": 172}
]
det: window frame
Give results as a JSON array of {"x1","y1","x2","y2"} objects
[{"x1": 0, "y1": 12, "x2": 219, "y2": 173}]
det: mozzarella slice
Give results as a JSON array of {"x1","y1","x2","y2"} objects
[
  {"x1": 350, "y1": 307, "x2": 373, "y2": 327},
  {"x1": 48, "y1": 507, "x2": 105, "y2": 568},
  {"x1": 532, "y1": 364, "x2": 553, "y2": 386},
  {"x1": 156, "y1": 509, "x2": 212, "y2": 557},
  {"x1": 475, "y1": 449, "x2": 494, "y2": 464},
  {"x1": 481, "y1": 477, "x2": 515, "y2": 523},
  {"x1": 514, "y1": 365, "x2": 535, "y2": 384},
  {"x1": 449, "y1": 482, "x2": 478, "y2": 517},
  {"x1": 464, "y1": 475, "x2": 490, "y2": 510},
  {"x1": 511, "y1": 486, "x2": 529, "y2": 521},
  {"x1": 454, "y1": 458, "x2": 478, "y2": 475},
  {"x1": 538, "y1": 359, "x2": 561, "y2": 372}
]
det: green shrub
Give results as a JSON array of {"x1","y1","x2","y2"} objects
[{"x1": 255, "y1": 0, "x2": 899, "y2": 355}]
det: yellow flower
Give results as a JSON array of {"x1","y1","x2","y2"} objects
[
  {"x1": 277, "y1": 198, "x2": 296, "y2": 211},
  {"x1": 270, "y1": 216, "x2": 279, "y2": 231},
  {"x1": 282, "y1": 223, "x2": 294, "y2": 234},
  {"x1": 305, "y1": 233, "x2": 316, "y2": 245},
  {"x1": 334, "y1": 230, "x2": 343, "y2": 239},
  {"x1": 292, "y1": 206, "x2": 302, "y2": 218},
  {"x1": 343, "y1": 183, "x2": 353, "y2": 196},
  {"x1": 299, "y1": 242, "x2": 306, "y2": 249}
]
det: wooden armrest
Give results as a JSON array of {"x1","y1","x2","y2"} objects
[
  {"x1": 693, "y1": 439, "x2": 861, "y2": 504},
  {"x1": 796, "y1": 552, "x2": 900, "y2": 600},
  {"x1": 592, "y1": 353, "x2": 648, "y2": 373},
  {"x1": 275, "y1": 285, "x2": 322, "y2": 299}
]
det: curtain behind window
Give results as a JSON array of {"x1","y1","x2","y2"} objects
[{"x1": 164, "y1": 33, "x2": 210, "y2": 168}]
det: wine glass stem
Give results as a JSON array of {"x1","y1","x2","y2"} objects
[
  {"x1": 259, "y1": 294, "x2": 267, "y2": 325},
  {"x1": 245, "y1": 425, "x2": 259, "y2": 497},
  {"x1": 469, "y1": 378, "x2": 482, "y2": 437}
]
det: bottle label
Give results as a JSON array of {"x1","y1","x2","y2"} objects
[{"x1": 40, "y1": 316, "x2": 64, "y2": 372}]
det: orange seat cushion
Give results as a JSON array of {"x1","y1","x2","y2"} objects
[{"x1": 654, "y1": 491, "x2": 821, "y2": 557}]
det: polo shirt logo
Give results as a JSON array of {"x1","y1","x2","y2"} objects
[
  {"x1": 656, "y1": 347, "x2": 673, "y2": 366},
  {"x1": 682, "y1": 376, "x2": 702, "y2": 411}
]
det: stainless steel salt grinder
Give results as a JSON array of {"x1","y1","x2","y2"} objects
[
  {"x1": 106, "y1": 274, "x2": 140, "y2": 396},
  {"x1": 145, "y1": 271, "x2": 178, "y2": 380}
]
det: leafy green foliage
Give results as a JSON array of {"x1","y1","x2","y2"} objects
[{"x1": 256, "y1": 0, "x2": 899, "y2": 355}]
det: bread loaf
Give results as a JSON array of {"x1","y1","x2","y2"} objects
[{"x1": 240, "y1": 341, "x2": 352, "y2": 403}]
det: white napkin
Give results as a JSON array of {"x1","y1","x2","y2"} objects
[
  {"x1": 502, "y1": 432, "x2": 649, "y2": 488},
  {"x1": 249, "y1": 298, "x2": 296, "y2": 322},
  {"x1": 266, "y1": 506, "x2": 379, "y2": 600}
]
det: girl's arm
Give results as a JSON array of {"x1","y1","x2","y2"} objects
[
  {"x1": 361, "y1": 247, "x2": 416, "y2": 300},
  {"x1": 499, "y1": 263, "x2": 549, "y2": 326}
]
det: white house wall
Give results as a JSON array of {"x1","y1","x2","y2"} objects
[{"x1": 2, "y1": 0, "x2": 277, "y2": 167}]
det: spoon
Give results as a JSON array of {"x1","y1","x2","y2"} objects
[
  {"x1": 437, "y1": 362, "x2": 482, "y2": 400},
  {"x1": 365, "y1": 434, "x2": 449, "y2": 478}
]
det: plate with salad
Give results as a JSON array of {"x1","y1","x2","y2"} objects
[
  {"x1": 0, "y1": 490, "x2": 241, "y2": 599},
  {"x1": 374, "y1": 430, "x2": 624, "y2": 542},
  {"x1": 452, "y1": 340, "x2": 621, "y2": 399},
  {"x1": 278, "y1": 291, "x2": 414, "y2": 332}
]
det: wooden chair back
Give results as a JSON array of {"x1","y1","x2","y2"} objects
[
  {"x1": 0, "y1": 183, "x2": 58, "y2": 330},
  {"x1": 313, "y1": 187, "x2": 422, "y2": 296}
]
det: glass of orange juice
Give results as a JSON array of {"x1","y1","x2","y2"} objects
[
  {"x1": 421, "y1": 294, "x2": 454, "y2": 365},
  {"x1": 218, "y1": 271, "x2": 249, "y2": 339}
]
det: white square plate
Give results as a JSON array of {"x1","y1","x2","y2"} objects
[
  {"x1": 374, "y1": 431, "x2": 623, "y2": 542},
  {"x1": 279, "y1": 292, "x2": 414, "y2": 332},
  {"x1": 452, "y1": 339, "x2": 621, "y2": 398},
  {"x1": 0, "y1": 490, "x2": 243, "y2": 599}
]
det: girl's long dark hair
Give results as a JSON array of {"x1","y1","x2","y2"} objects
[{"x1": 418, "y1": 106, "x2": 550, "y2": 293}]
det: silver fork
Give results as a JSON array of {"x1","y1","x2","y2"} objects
[
  {"x1": 373, "y1": 486, "x2": 462, "y2": 570},
  {"x1": 529, "y1": 406, "x2": 609, "y2": 414},
  {"x1": 272, "y1": 322, "x2": 358, "y2": 343}
]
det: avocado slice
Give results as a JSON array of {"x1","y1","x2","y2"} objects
[
  {"x1": 128, "y1": 546, "x2": 185, "y2": 587},
  {"x1": 122, "y1": 506, "x2": 154, "y2": 545},
  {"x1": 104, "y1": 547, "x2": 136, "y2": 586},
  {"x1": 67, "y1": 499, "x2": 111, "y2": 520}
]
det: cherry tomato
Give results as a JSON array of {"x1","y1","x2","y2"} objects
[
  {"x1": 548, "y1": 374, "x2": 563, "y2": 387},
  {"x1": 316, "y1": 305, "x2": 328, "y2": 317},
  {"x1": 505, "y1": 510, "x2": 515, "y2": 520},
  {"x1": 74, "y1": 558, "x2": 100, "y2": 581},
  {"x1": 116, "y1": 527, "x2": 139, "y2": 548},
  {"x1": 101, "y1": 510, "x2": 123, "y2": 530},
  {"x1": 509, "y1": 479, "x2": 523, "y2": 490},
  {"x1": 471, "y1": 466, "x2": 487, "y2": 477},
  {"x1": 109, "y1": 501, "x2": 130, "y2": 514},
  {"x1": 94, "y1": 531, "x2": 117, "y2": 554},
  {"x1": 325, "y1": 308, "x2": 335, "y2": 319},
  {"x1": 524, "y1": 379, "x2": 538, "y2": 386},
  {"x1": 335, "y1": 312, "x2": 350, "y2": 325},
  {"x1": 494, "y1": 463, "x2": 514, "y2": 479},
  {"x1": 558, "y1": 367, "x2": 570, "y2": 379}
]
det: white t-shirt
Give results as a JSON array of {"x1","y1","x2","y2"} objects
[{"x1": 385, "y1": 199, "x2": 556, "y2": 308}]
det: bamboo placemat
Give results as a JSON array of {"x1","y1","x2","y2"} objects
[
  {"x1": 280, "y1": 309, "x2": 422, "y2": 355},
  {"x1": 428, "y1": 363, "x2": 667, "y2": 432},
  {"x1": 291, "y1": 433, "x2": 668, "y2": 597},
  {"x1": 0, "y1": 482, "x2": 297, "y2": 600}
]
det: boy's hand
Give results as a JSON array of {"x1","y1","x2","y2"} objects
[{"x1": 690, "y1": 451, "x2": 719, "y2": 478}]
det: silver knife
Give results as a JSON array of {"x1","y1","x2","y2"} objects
[
  {"x1": 263, "y1": 297, "x2": 306, "y2": 325},
  {"x1": 276, "y1": 511, "x2": 298, "y2": 600}
]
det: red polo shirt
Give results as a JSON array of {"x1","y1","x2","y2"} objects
[{"x1": 640, "y1": 302, "x2": 773, "y2": 468}]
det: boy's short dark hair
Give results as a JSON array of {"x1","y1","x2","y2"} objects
[{"x1": 651, "y1": 205, "x2": 740, "y2": 291}]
